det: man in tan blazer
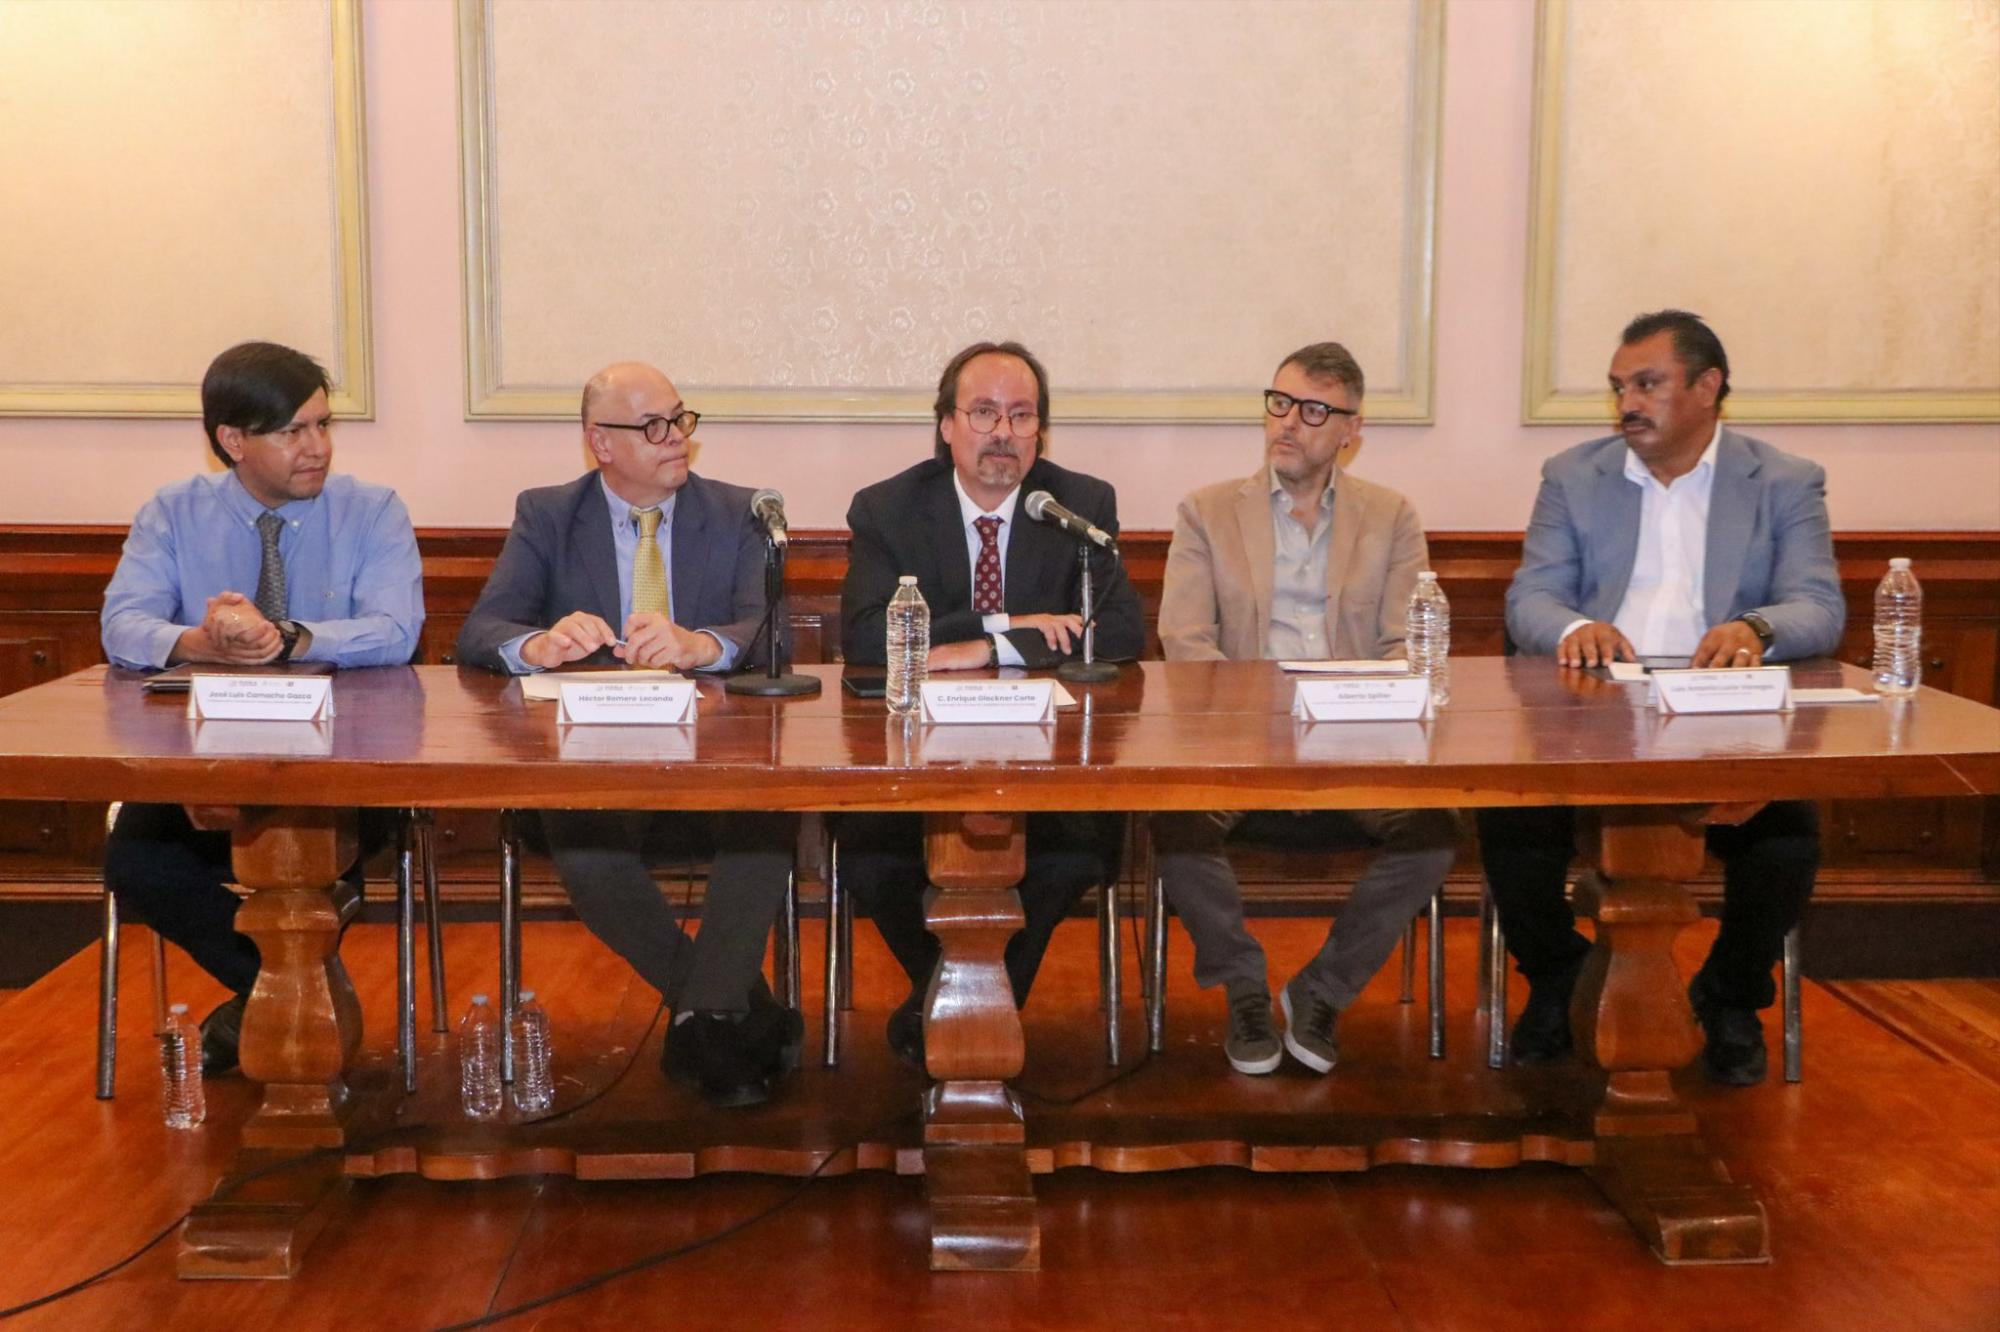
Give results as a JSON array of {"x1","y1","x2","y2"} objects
[{"x1": 1154, "y1": 342, "x2": 1458, "y2": 1076}]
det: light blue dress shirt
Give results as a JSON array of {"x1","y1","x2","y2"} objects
[
  {"x1": 497, "y1": 474, "x2": 736, "y2": 673},
  {"x1": 100, "y1": 468, "x2": 424, "y2": 670}
]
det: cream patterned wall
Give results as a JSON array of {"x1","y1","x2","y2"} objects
[
  {"x1": 1526, "y1": 0, "x2": 2000, "y2": 423},
  {"x1": 0, "y1": 0, "x2": 371, "y2": 417},
  {"x1": 462, "y1": 0, "x2": 1442, "y2": 421}
]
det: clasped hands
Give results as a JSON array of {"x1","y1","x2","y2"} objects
[
  {"x1": 174, "y1": 591, "x2": 282, "y2": 665},
  {"x1": 1556, "y1": 619, "x2": 1766, "y2": 670},
  {"x1": 523, "y1": 610, "x2": 720, "y2": 672},
  {"x1": 927, "y1": 612, "x2": 1083, "y2": 671}
]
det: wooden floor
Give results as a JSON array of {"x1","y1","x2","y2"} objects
[{"x1": 1, "y1": 914, "x2": 1996, "y2": 1331}]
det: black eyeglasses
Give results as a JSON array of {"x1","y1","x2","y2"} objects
[
  {"x1": 595, "y1": 408, "x2": 700, "y2": 444},
  {"x1": 1263, "y1": 389, "x2": 1356, "y2": 427},
  {"x1": 955, "y1": 405, "x2": 1041, "y2": 437}
]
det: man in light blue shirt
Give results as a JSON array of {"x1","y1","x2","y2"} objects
[{"x1": 99, "y1": 341, "x2": 424, "y2": 1073}]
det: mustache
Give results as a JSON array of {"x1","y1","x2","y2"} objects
[{"x1": 1621, "y1": 413, "x2": 1654, "y2": 430}]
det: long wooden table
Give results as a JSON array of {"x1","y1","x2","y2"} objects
[{"x1": 0, "y1": 659, "x2": 1993, "y2": 1277}]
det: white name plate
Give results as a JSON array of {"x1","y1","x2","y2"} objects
[
  {"x1": 1649, "y1": 666, "x2": 1792, "y2": 714},
  {"x1": 557, "y1": 677, "x2": 697, "y2": 725},
  {"x1": 1280, "y1": 659, "x2": 1411, "y2": 675},
  {"x1": 920, "y1": 679, "x2": 1057, "y2": 724},
  {"x1": 187, "y1": 674, "x2": 334, "y2": 722},
  {"x1": 1292, "y1": 676, "x2": 1434, "y2": 722}
]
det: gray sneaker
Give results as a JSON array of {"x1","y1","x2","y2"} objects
[
  {"x1": 1280, "y1": 974, "x2": 1339, "y2": 1074},
  {"x1": 1224, "y1": 988, "x2": 1282, "y2": 1075}
]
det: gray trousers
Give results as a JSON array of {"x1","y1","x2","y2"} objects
[
  {"x1": 538, "y1": 810, "x2": 794, "y2": 1014},
  {"x1": 1150, "y1": 808, "x2": 1459, "y2": 1010}
]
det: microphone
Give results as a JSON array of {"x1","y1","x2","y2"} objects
[
  {"x1": 750, "y1": 488, "x2": 788, "y2": 547},
  {"x1": 1024, "y1": 490, "x2": 1115, "y2": 550}
]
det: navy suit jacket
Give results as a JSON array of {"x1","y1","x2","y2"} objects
[
  {"x1": 457, "y1": 470, "x2": 771, "y2": 673},
  {"x1": 1505, "y1": 428, "x2": 1845, "y2": 661},
  {"x1": 840, "y1": 456, "x2": 1144, "y2": 668}
]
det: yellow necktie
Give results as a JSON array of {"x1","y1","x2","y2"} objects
[{"x1": 632, "y1": 506, "x2": 669, "y2": 617}]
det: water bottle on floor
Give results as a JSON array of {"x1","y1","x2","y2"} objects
[
  {"x1": 1872, "y1": 557, "x2": 1922, "y2": 696},
  {"x1": 510, "y1": 990, "x2": 554, "y2": 1114},
  {"x1": 459, "y1": 993, "x2": 503, "y2": 1119},
  {"x1": 160, "y1": 1003, "x2": 205, "y2": 1129},
  {"x1": 1406, "y1": 571, "x2": 1451, "y2": 706},
  {"x1": 885, "y1": 575, "x2": 930, "y2": 715}
]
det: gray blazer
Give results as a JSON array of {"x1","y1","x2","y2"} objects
[
  {"x1": 1505, "y1": 428, "x2": 1845, "y2": 661},
  {"x1": 457, "y1": 470, "x2": 771, "y2": 673}
]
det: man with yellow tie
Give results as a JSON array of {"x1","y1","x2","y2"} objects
[{"x1": 458, "y1": 361, "x2": 801, "y2": 1108}]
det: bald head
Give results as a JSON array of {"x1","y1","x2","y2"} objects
[{"x1": 581, "y1": 361, "x2": 695, "y2": 507}]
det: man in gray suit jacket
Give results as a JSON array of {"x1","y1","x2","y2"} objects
[
  {"x1": 1153, "y1": 342, "x2": 1458, "y2": 1077},
  {"x1": 457, "y1": 361, "x2": 801, "y2": 1107},
  {"x1": 1481, "y1": 311, "x2": 1844, "y2": 1086}
]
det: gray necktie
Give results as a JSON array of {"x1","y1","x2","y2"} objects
[{"x1": 253, "y1": 512, "x2": 287, "y2": 623}]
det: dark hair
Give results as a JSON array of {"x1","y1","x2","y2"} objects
[
  {"x1": 932, "y1": 340, "x2": 1050, "y2": 460},
  {"x1": 1277, "y1": 341, "x2": 1365, "y2": 403},
  {"x1": 1619, "y1": 310, "x2": 1730, "y2": 404},
  {"x1": 201, "y1": 342, "x2": 331, "y2": 467}
]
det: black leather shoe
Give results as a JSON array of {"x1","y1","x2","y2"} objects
[
  {"x1": 1690, "y1": 976, "x2": 1769, "y2": 1087},
  {"x1": 886, "y1": 993, "x2": 925, "y2": 1071},
  {"x1": 199, "y1": 993, "x2": 247, "y2": 1076},
  {"x1": 662, "y1": 1013, "x2": 774, "y2": 1109},
  {"x1": 742, "y1": 983, "x2": 805, "y2": 1078},
  {"x1": 1509, "y1": 956, "x2": 1582, "y2": 1064}
]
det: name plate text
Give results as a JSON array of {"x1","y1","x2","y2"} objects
[
  {"x1": 1649, "y1": 666, "x2": 1792, "y2": 714},
  {"x1": 920, "y1": 680, "x2": 1057, "y2": 724},
  {"x1": 1292, "y1": 676, "x2": 1434, "y2": 722},
  {"x1": 558, "y1": 677, "x2": 697, "y2": 725},
  {"x1": 187, "y1": 674, "x2": 334, "y2": 722}
]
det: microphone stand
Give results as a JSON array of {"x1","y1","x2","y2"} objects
[
  {"x1": 725, "y1": 535, "x2": 821, "y2": 697},
  {"x1": 1057, "y1": 541, "x2": 1120, "y2": 684}
]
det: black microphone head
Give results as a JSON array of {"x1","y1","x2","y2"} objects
[{"x1": 1024, "y1": 490, "x2": 1055, "y2": 521}]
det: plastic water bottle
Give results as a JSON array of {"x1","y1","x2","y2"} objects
[
  {"x1": 160, "y1": 1003, "x2": 206, "y2": 1129},
  {"x1": 510, "y1": 990, "x2": 554, "y2": 1114},
  {"x1": 1406, "y1": 570, "x2": 1451, "y2": 706},
  {"x1": 458, "y1": 993, "x2": 503, "y2": 1119},
  {"x1": 885, "y1": 575, "x2": 930, "y2": 715},
  {"x1": 1872, "y1": 557, "x2": 1923, "y2": 695}
]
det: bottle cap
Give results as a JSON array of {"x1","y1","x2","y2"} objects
[
  {"x1": 519, "y1": 990, "x2": 536, "y2": 1003},
  {"x1": 471, "y1": 992, "x2": 490, "y2": 1005},
  {"x1": 169, "y1": 1003, "x2": 189, "y2": 1015},
  {"x1": 1889, "y1": 557, "x2": 1912, "y2": 570},
  {"x1": 898, "y1": 574, "x2": 918, "y2": 586},
  {"x1": 1417, "y1": 570, "x2": 1437, "y2": 581}
]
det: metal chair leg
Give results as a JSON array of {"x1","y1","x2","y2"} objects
[
  {"x1": 1483, "y1": 889, "x2": 1509, "y2": 1070},
  {"x1": 95, "y1": 888, "x2": 120, "y2": 1100},
  {"x1": 499, "y1": 809, "x2": 523, "y2": 1083},
  {"x1": 1399, "y1": 915, "x2": 1418, "y2": 1003},
  {"x1": 1427, "y1": 884, "x2": 1446, "y2": 1060},
  {"x1": 774, "y1": 867, "x2": 801, "y2": 1010},
  {"x1": 1101, "y1": 879, "x2": 1122, "y2": 1066},
  {"x1": 1145, "y1": 872, "x2": 1168, "y2": 1055},
  {"x1": 396, "y1": 813, "x2": 418, "y2": 1094},
  {"x1": 823, "y1": 835, "x2": 843, "y2": 1069},
  {"x1": 836, "y1": 853, "x2": 854, "y2": 1011},
  {"x1": 418, "y1": 809, "x2": 447, "y2": 1033},
  {"x1": 1782, "y1": 923, "x2": 1803, "y2": 1084}
]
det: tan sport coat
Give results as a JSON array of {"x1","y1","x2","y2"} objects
[{"x1": 1157, "y1": 467, "x2": 1430, "y2": 663}]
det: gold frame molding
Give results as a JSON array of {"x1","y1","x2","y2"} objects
[
  {"x1": 1523, "y1": 0, "x2": 2000, "y2": 426},
  {"x1": 0, "y1": 0, "x2": 373, "y2": 420},
  {"x1": 458, "y1": 0, "x2": 1443, "y2": 424}
]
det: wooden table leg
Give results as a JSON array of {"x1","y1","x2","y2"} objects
[
  {"x1": 180, "y1": 807, "x2": 361, "y2": 1279},
  {"x1": 920, "y1": 812, "x2": 1037, "y2": 1272},
  {"x1": 1575, "y1": 807, "x2": 1770, "y2": 1265}
]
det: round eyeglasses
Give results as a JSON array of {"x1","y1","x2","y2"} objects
[
  {"x1": 594, "y1": 408, "x2": 700, "y2": 444},
  {"x1": 955, "y1": 405, "x2": 1041, "y2": 437}
]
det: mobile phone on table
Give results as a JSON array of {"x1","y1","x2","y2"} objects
[{"x1": 842, "y1": 669, "x2": 888, "y2": 698}]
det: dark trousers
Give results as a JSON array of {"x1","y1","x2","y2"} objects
[
  {"x1": 1476, "y1": 800, "x2": 1819, "y2": 1011},
  {"x1": 103, "y1": 802, "x2": 392, "y2": 997},
  {"x1": 835, "y1": 811, "x2": 1121, "y2": 1007}
]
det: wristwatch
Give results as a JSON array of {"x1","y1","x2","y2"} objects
[
  {"x1": 985, "y1": 636, "x2": 1002, "y2": 669},
  {"x1": 1734, "y1": 612, "x2": 1775, "y2": 653},
  {"x1": 274, "y1": 618, "x2": 305, "y2": 663}
]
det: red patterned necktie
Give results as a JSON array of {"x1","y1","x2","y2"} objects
[{"x1": 972, "y1": 515, "x2": 1003, "y2": 614}]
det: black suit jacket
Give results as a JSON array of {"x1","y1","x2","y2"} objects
[
  {"x1": 840, "y1": 456, "x2": 1144, "y2": 668},
  {"x1": 457, "y1": 470, "x2": 771, "y2": 673}
]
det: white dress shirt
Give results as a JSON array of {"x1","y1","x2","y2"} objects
[
  {"x1": 952, "y1": 471, "x2": 1027, "y2": 667},
  {"x1": 1561, "y1": 423, "x2": 1722, "y2": 656}
]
